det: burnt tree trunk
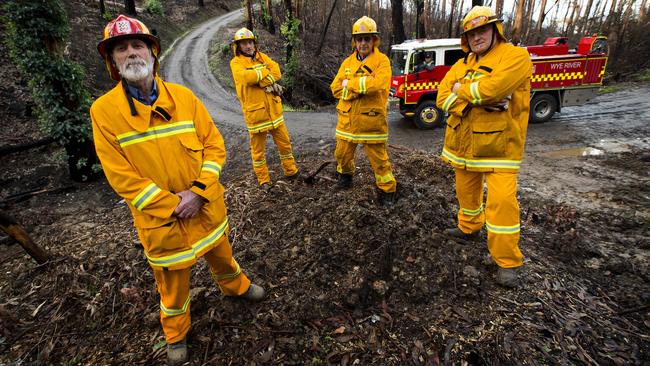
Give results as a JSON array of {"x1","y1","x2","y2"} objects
[
  {"x1": 512, "y1": 0, "x2": 526, "y2": 44},
  {"x1": 99, "y1": 0, "x2": 105, "y2": 15},
  {"x1": 124, "y1": 0, "x2": 136, "y2": 15},
  {"x1": 316, "y1": 0, "x2": 338, "y2": 56},
  {"x1": 391, "y1": 0, "x2": 406, "y2": 44},
  {"x1": 245, "y1": 0, "x2": 254, "y2": 30},
  {"x1": 416, "y1": 0, "x2": 426, "y2": 38},
  {"x1": 265, "y1": 0, "x2": 276, "y2": 34},
  {"x1": 0, "y1": 211, "x2": 50, "y2": 264}
]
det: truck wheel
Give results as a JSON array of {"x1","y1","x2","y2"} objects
[
  {"x1": 530, "y1": 94, "x2": 557, "y2": 123},
  {"x1": 414, "y1": 101, "x2": 443, "y2": 129}
]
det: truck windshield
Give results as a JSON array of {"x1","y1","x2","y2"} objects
[{"x1": 390, "y1": 49, "x2": 408, "y2": 76}]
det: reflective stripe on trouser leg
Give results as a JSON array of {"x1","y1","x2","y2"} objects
[
  {"x1": 203, "y1": 235, "x2": 251, "y2": 296},
  {"x1": 249, "y1": 131, "x2": 270, "y2": 185},
  {"x1": 269, "y1": 124, "x2": 298, "y2": 176},
  {"x1": 334, "y1": 139, "x2": 357, "y2": 175},
  {"x1": 364, "y1": 143, "x2": 396, "y2": 192},
  {"x1": 454, "y1": 168, "x2": 485, "y2": 234},
  {"x1": 154, "y1": 267, "x2": 191, "y2": 344},
  {"x1": 485, "y1": 171, "x2": 523, "y2": 268}
]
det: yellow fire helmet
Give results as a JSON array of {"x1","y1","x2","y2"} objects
[
  {"x1": 351, "y1": 16, "x2": 380, "y2": 48},
  {"x1": 460, "y1": 6, "x2": 506, "y2": 53},
  {"x1": 97, "y1": 15, "x2": 161, "y2": 81},
  {"x1": 232, "y1": 27, "x2": 257, "y2": 56}
]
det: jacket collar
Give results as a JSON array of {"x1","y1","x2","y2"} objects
[{"x1": 115, "y1": 75, "x2": 176, "y2": 132}]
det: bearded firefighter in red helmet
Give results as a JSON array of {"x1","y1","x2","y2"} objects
[{"x1": 90, "y1": 15, "x2": 265, "y2": 365}]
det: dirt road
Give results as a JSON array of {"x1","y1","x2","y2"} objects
[{"x1": 161, "y1": 9, "x2": 650, "y2": 213}]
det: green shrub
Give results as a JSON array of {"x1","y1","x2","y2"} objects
[
  {"x1": 3, "y1": 0, "x2": 98, "y2": 181},
  {"x1": 144, "y1": 0, "x2": 163, "y2": 15},
  {"x1": 639, "y1": 69, "x2": 650, "y2": 82}
]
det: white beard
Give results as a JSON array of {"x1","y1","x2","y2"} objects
[{"x1": 117, "y1": 57, "x2": 154, "y2": 83}]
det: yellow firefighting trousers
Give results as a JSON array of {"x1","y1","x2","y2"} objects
[
  {"x1": 335, "y1": 139, "x2": 396, "y2": 193},
  {"x1": 249, "y1": 124, "x2": 298, "y2": 185},
  {"x1": 454, "y1": 168, "x2": 523, "y2": 268},
  {"x1": 153, "y1": 235, "x2": 250, "y2": 344}
]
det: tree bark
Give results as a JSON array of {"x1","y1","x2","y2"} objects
[
  {"x1": 316, "y1": 0, "x2": 338, "y2": 55},
  {"x1": 124, "y1": 0, "x2": 136, "y2": 15},
  {"x1": 198, "y1": 0, "x2": 204, "y2": 7},
  {"x1": 471, "y1": 0, "x2": 483, "y2": 6},
  {"x1": 99, "y1": 0, "x2": 105, "y2": 15},
  {"x1": 640, "y1": 0, "x2": 648, "y2": 21},
  {"x1": 391, "y1": 0, "x2": 406, "y2": 44},
  {"x1": 512, "y1": 0, "x2": 526, "y2": 44},
  {"x1": 535, "y1": 0, "x2": 549, "y2": 43},
  {"x1": 0, "y1": 211, "x2": 50, "y2": 264},
  {"x1": 416, "y1": 0, "x2": 426, "y2": 38},
  {"x1": 0, "y1": 138, "x2": 55, "y2": 157},
  {"x1": 245, "y1": 0, "x2": 253, "y2": 30},
  {"x1": 579, "y1": 0, "x2": 594, "y2": 35},
  {"x1": 448, "y1": 0, "x2": 456, "y2": 38},
  {"x1": 265, "y1": 0, "x2": 276, "y2": 34},
  {"x1": 495, "y1": 0, "x2": 504, "y2": 18}
]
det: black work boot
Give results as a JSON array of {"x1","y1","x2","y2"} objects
[
  {"x1": 336, "y1": 173, "x2": 353, "y2": 189},
  {"x1": 378, "y1": 190, "x2": 396, "y2": 206},
  {"x1": 496, "y1": 266, "x2": 521, "y2": 288},
  {"x1": 443, "y1": 227, "x2": 480, "y2": 241},
  {"x1": 167, "y1": 338, "x2": 188, "y2": 366}
]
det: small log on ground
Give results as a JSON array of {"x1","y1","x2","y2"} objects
[{"x1": 0, "y1": 211, "x2": 50, "y2": 264}]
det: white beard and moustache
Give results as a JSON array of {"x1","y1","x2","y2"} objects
[{"x1": 117, "y1": 56, "x2": 154, "y2": 83}]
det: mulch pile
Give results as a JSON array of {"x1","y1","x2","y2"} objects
[{"x1": 1, "y1": 135, "x2": 648, "y2": 365}]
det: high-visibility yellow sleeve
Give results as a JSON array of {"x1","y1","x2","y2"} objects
[
  {"x1": 346, "y1": 55, "x2": 391, "y2": 95},
  {"x1": 456, "y1": 47, "x2": 532, "y2": 106},
  {"x1": 331, "y1": 59, "x2": 359, "y2": 101},
  {"x1": 188, "y1": 96, "x2": 226, "y2": 202},
  {"x1": 258, "y1": 53, "x2": 281, "y2": 87},
  {"x1": 437, "y1": 61, "x2": 470, "y2": 117},
  {"x1": 230, "y1": 58, "x2": 270, "y2": 86},
  {"x1": 90, "y1": 106, "x2": 180, "y2": 218}
]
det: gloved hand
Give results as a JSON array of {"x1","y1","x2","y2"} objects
[
  {"x1": 271, "y1": 83, "x2": 284, "y2": 96},
  {"x1": 264, "y1": 85, "x2": 274, "y2": 93}
]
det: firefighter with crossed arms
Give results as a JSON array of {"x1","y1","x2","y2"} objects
[
  {"x1": 436, "y1": 6, "x2": 533, "y2": 287},
  {"x1": 230, "y1": 27, "x2": 302, "y2": 191},
  {"x1": 330, "y1": 16, "x2": 397, "y2": 206},
  {"x1": 90, "y1": 15, "x2": 265, "y2": 365}
]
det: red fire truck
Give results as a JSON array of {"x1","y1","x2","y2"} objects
[{"x1": 389, "y1": 36, "x2": 609, "y2": 129}]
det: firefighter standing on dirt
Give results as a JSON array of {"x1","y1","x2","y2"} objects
[
  {"x1": 230, "y1": 28, "x2": 301, "y2": 190},
  {"x1": 436, "y1": 6, "x2": 533, "y2": 287},
  {"x1": 90, "y1": 15, "x2": 265, "y2": 365},
  {"x1": 330, "y1": 16, "x2": 397, "y2": 206}
]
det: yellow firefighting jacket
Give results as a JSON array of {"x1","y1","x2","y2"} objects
[
  {"x1": 90, "y1": 76, "x2": 228, "y2": 270},
  {"x1": 330, "y1": 48, "x2": 391, "y2": 144},
  {"x1": 230, "y1": 51, "x2": 284, "y2": 134},
  {"x1": 436, "y1": 41, "x2": 532, "y2": 172}
]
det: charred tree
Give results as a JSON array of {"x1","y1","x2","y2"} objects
[
  {"x1": 416, "y1": 0, "x2": 426, "y2": 38},
  {"x1": 316, "y1": 0, "x2": 338, "y2": 56},
  {"x1": 245, "y1": 0, "x2": 254, "y2": 30},
  {"x1": 391, "y1": 0, "x2": 406, "y2": 44},
  {"x1": 495, "y1": 0, "x2": 504, "y2": 18},
  {"x1": 512, "y1": 0, "x2": 526, "y2": 44},
  {"x1": 0, "y1": 211, "x2": 50, "y2": 264},
  {"x1": 265, "y1": 0, "x2": 276, "y2": 34},
  {"x1": 124, "y1": 0, "x2": 136, "y2": 15}
]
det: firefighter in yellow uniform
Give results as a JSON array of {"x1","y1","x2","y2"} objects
[
  {"x1": 436, "y1": 6, "x2": 533, "y2": 287},
  {"x1": 330, "y1": 16, "x2": 397, "y2": 206},
  {"x1": 90, "y1": 16, "x2": 265, "y2": 365},
  {"x1": 230, "y1": 28, "x2": 300, "y2": 190}
]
